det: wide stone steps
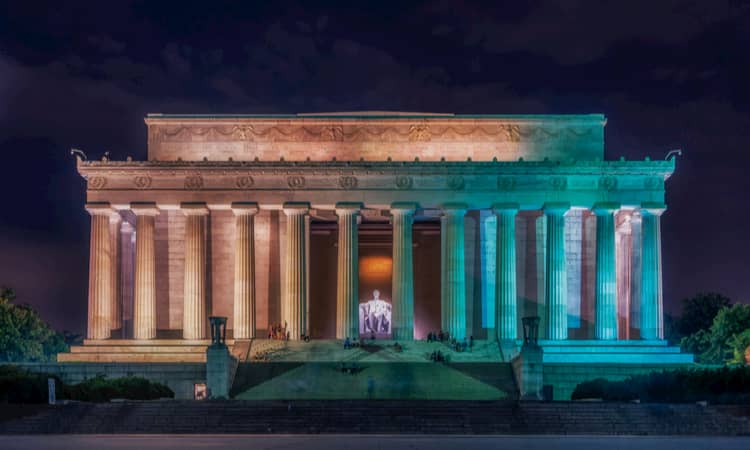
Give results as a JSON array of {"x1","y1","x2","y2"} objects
[{"x1": 1, "y1": 401, "x2": 749, "y2": 435}]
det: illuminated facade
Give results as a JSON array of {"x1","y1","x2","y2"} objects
[{"x1": 62, "y1": 112, "x2": 690, "y2": 365}]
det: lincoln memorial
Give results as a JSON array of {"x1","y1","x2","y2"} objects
[{"x1": 60, "y1": 112, "x2": 692, "y2": 375}]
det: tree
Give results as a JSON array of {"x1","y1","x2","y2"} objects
[
  {"x1": 698, "y1": 304, "x2": 750, "y2": 364},
  {"x1": 0, "y1": 286, "x2": 68, "y2": 362},
  {"x1": 674, "y1": 293, "x2": 732, "y2": 339}
]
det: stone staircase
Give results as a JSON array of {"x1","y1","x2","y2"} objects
[{"x1": 2, "y1": 400, "x2": 749, "y2": 435}]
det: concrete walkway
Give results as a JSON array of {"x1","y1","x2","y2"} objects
[{"x1": 1, "y1": 435, "x2": 749, "y2": 450}]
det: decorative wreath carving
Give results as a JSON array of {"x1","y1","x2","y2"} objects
[
  {"x1": 287, "y1": 176, "x2": 305, "y2": 189},
  {"x1": 598, "y1": 176, "x2": 618, "y2": 191},
  {"x1": 644, "y1": 176, "x2": 664, "y2": 190},
  {"x1": 133, "y1": 175, "x2": 152, "y2": 189},
  {"x1": 88, "y1": 176, "x2": 107, "y2": 190},
  {"x1": 446, "y1": 175, "x2": 465, "y2": 190},
  {"x1": 235, "y1": 176, "x2": 254, "y2": 189},
  {"x1": 184, "y1": 175, "x2": 204, "y2": 190},
  {"x1": 338, "y1": 176, "x2": 358, "y2": 189},
  {"x1": 395, "y1": 175, "x2": 413, "y2": 190},
  {"x1": 550, "y1": 176, "x2": 567, "y2": 191},
  {"x1": 497, "y1": 176, "x2": 516, "y2": 191}
]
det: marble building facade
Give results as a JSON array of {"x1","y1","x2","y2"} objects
[{"x1": 67, "y1": 113, "x2": 680, "y2": 362}]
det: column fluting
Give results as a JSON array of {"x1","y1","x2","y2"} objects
[
  {"x1": 391, "y1": 203, "x2": 416, "y2": 341},
  {"x1": 86, "y1": 203, "x2": 113, "y2": 340},
  {"x1": 594, "y1": 202, "x2": 619, "y2": 340},
  {"x1": 544, "y1": 202, "x2": 570, "y2": 340},
  {"x1": 182, "y1": 203, "x2": 209, "y2": 340},
  {"x1": 282, "y1": 203, "x2": 309, "y2": 341},
  {"x1": 335, "y1": 203, "x2": 361, "y2": 340},
  {"x1": 441, "y1": 204, "x2": 467, "y2": 340},
  {"x1": 109, "y1": 212, "x2": 122, "y2": 332},
  {"x1": 494, "y1": 203, "x2": 519, "y2": 341},
  {"x1": 232, "y1": 202, "x2": 259, "y2": 340},
  {"x1": 132, "y1": 203, "x2": 159, "y2": 340},
  {"x1": 640, "y1": 202, "x2": 665, "y2": 340}
]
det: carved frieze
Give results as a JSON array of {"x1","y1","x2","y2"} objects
[
  {"x1": 395, "y1": 175, "x2": 413, "y2": 190},
  {"x1": 184, "y1": 175, "x2": 204, "y2": 190},
  {"x1": 338, "y1": 176, "x2": 358, "y2": 189},
  {"x1": 88, "y1": 176, "x2": 107, "y2": 189},
  {"x1": 497, "y1": 176, "x2": 516, "y2": 191},
  {"x1": 599, "y1": 176, "x2": 618, "y2": 191},
  {"x1": 644, "y1": 176, "x2": 664, "y2": 190},
  {"x1": 133, "y1": 175, "x2": 152, "y2": 189},
  {"x1": 235, "y1": 175, "x2": 254, "y2": 188},
  {"x1": 550, "y1": 176, "x2": 567, "y2": 191},
  {"x1": 287, "y1": 176, "x2": 306, "y2": 189},
  {"x1": 446, "y1": 175, "x2": 465, "y2": 190},
  {"x1": 149, "y1": 123, "x2": 596, "y2": 144}
]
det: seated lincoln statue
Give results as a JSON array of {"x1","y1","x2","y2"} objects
[{"x1": 359, "y1": 290, "x2": 392, "y2": 335}]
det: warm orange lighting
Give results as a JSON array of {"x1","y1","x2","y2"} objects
[{"x1": 359, "y1": 256, "x2": 392, "y2": 278}]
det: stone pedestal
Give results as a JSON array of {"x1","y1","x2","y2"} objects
[
  {"x1": 544, "y1": 203, "x2": 569, "y2": 340},
  {"x1": 132, "y1": 203, "x2": 159, "y2": 340},
  {"x1": 640, "y1": 203, "x2": 665, "y2": 340},
  {"x1": 86, "y1": 203, "x2": 113, "y2": 340},
  {"x1": 232, "y1": 202, "x2": 259, "y2": 340},
  {"x1": 182, "y1": 203, "x2": 209, "y2": 340},
  {"x1": 594, "y1": 202, "x2": 619, "y2": 340},
  {"x1": 511, "y1": 343, "x2": 544, "y2": 401},
  {"x1": 335, "y1": 203, "x2": 361, "y2": 340},
  {"x1": 391, "y1": 203, "x2": 416, "y2": 341},
  {"x1": 441, "y1": 204, "x2": 467, "y2": 340},
  {"x1": 206, "y1": 344, "x2": 235, "y2": 399},
  {"x1": 282, "y1": 202, "x2": 309, "y2": 340},
  {"x1": 494, "y1": 203, "x2": 518, "y2": 341}
]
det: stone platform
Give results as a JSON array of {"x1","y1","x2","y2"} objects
[
  {"x1": 58, "y1": 339, "x2": 502, "y2": 364},
  {"x1": 58, "y1": 339, "x2": 236, "y2": 363}
]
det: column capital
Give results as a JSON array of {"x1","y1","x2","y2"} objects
[
  {"x1": 181, "y1": 202, "x2": 210, "y2": 216},
  {"x1": 592, "y1": 202, "x2": 621, "y2": 215},
  {"x1": 641, "y1": 202, "x2": 666, "y2": 216},
  {"x1": 86, "y1": 202, "x2": 115, "y2": 216},
  {"x1": 130, "y1": 202, "x2": 160, "y2": 216},
  {"x1": 282, "y1": 201, "x2": 310, "y2": 216},
  {"x1": 390, "y1": 202, "x2": 418, "y2": 214},
  {"x1": 493, "y1": 202, "x2": 520, "y2": 215},
  {"x1": 441, "y1": 202, "x2": 468, "y2": 216},
  {"x1": 543, "y1": 202, "x2": 571, "y2": 215},
  {"x1": 335, "y1": 202, "x2": 363, "y2": 215},
  {"x1": 231, "y1": 202, "x2": 259, "y2": 216}
]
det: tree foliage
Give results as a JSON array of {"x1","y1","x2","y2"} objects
[
  {"x1": 681, "y1": 303, "x2": 750, "y2": 365},
  {"x1": 0, "y1": 287, "x2": 68, "y2": 362},
  {"x1": 674, "y1": 293, "x2": 731, "y2": 339}
]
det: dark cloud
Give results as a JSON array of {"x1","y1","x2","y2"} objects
[{"x1": 0, "y1": 0, "x2": 748, "y2": 331}]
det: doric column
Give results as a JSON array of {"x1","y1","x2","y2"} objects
[
  {"x1": 131, "y1": 202, "x2": 159, "y2": 340},
  {"x1": 391, "y1": 202, "x2": 416, "y2": 341},
  {"x1": 232, "y1": 202, "x2": 259, "y2": 340},
  {"x1": 640, "y1": 202, "x2": 665, "y2": 340},
  {"x1": 544, "y1": 202, "x2": 570, "y2": 340},
  {"x1": 182, "y1": 203, "x2": 209, "y2": 340},
  {"x1": 109, "y1": 212, "x2": 122, "y2": 332},
  {"x1": 335, "y1": 203, "x2": 361, "y2": 339},
  {"x1": 441, "y1": 204, "x2": 467, "y2": 340},
  {"x1": 86, "y1": 203, "x2": 113, "y2": 340},
  {"x1": 282, "y1": 202, "x2": 309, "y2": 340},
  {"x1": 494, "y1": 203, "x2": 518, "y2": 341},
  {"x1": 594, "y1": 202, "x2": 619, "y2": 340}
]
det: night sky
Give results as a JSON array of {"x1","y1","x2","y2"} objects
[{"x1": 1, "y1": 1, "x2": 749, "y2": 334}]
